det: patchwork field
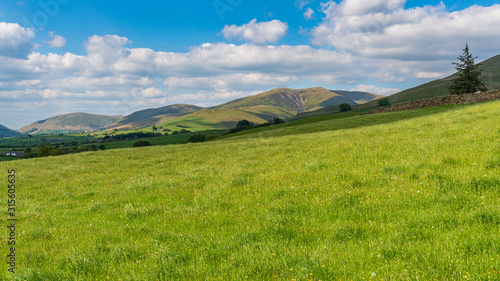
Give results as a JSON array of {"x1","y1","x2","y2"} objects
[{"x1": 1, "y1": 100, "x2": 500, "y2": 280}]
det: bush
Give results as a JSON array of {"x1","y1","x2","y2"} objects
[
  {"x1": 378, "y1": 98, "x2": 390, "y2": 107},
  {"x1": 133, "y1": 141, "x2": 151, "y2": 147},
  {"x1": 37, "y1": 144, "x2": 53, "y2": 157},
  {"x1": 270, "y1": 117, "x2": 285, "y2": 125},
  {"x1": 339, "y1": 103, "x2": 352, "y2": 112},
  {"x1": 236, "y1": 120, "x2": 253, "y2": 127},
  {"x1": 187, "y1": 134, "x2": 206, "y2": 143}
]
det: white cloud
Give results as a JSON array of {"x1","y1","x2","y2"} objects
[
  {"x1": 295, "y1": 0, "x2": 311, "y2": 10},
  {"x1": 221, "y1": 19, "x2": 288, "y2": 44},
  {"x1": 304, "y1": 8, "x2": 315, "y2": 20},
  {"x1": 164, "y1": 73, "x2": 298, "y2": 92},
  {"x1": 139, "y1": 87, "x2": 164, "y2": 98},
  {"x1": 47, "y1": 31, "x2": 66, "y2": 48},
  {"x1": 350, "y1": 84, "x2": 401, "y2": 95},
  {"x1": 312, "y1": 1, "x2": 500, "y2": 60},
  {"x1": 0, "y1": 22, "x2": 35, "y2": 58}
]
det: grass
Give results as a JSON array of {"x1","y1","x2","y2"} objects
[
  {"x1": 157, "y1": 109, "x2": 268, "y2": 131},
  {"x1": 1, "y1": 100, "x2": 500, "y2": 280}
]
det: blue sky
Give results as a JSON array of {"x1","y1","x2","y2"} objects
[{"x1": 1, "y1": 0, "x2": 500, "y2": 129}]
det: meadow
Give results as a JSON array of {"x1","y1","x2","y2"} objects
[{"x1": 1, "y1": 100, "x2": 500, "y2": 280}]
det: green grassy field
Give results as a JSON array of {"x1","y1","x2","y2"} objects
[{"x1": 1, "y1": 100, "x2": 500, "y2": 280}]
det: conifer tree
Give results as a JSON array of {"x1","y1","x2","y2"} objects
[{"x1": 447, "y1": 44, "x2": 487, "y2": 95}]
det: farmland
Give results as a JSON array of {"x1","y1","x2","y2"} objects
[{"x1": 1, "y1": 100, "x2": 499, "y2": 280}]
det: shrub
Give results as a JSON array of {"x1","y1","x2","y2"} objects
[
  {"x1": 187, "y1": 134, "x2": 206, "y2": 143},
  {"x1": 236, "y1": 120, "x2": 253, "y2": 127},
  {"x1": 271, "y1": 117, "x2": 285, "y2": 125},
  {"x1": 133, "y1": 141, "x2": 151, "y2": 147},
  {"x1": 378, "y1": 98, "x2": 390, "y2": 107},
  {"x1": 339, "y1": 103, "x2": 352, "y2": 112}
]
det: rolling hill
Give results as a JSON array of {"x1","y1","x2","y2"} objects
[
  {"x1": 2, "y1": 99, "x2": 500, "y2": 279},
  {"x1": 362, "y1": 54, "x2": 500, "y2": 107},
  {"x1": 104, "y1": 87, "x2": 380, "y2": 131},
  {"x1": 19, "y1": 113, "x2": 123, "y2": 135},
  {"x1": 156, "y1": 108, "x2": 269, "y2": 131},
  {"x1": 15, "y1": 87, "x2": 381, "y2": 134},
  {"x1": 0, "y1": 124, "x2": 21, "y2": 137},
  {"x1": 107, "y1": 104, "x2": 203, "y2": 130},
  {"x1": 213, "y1": 87, "x2": 360, "y2": 116}
]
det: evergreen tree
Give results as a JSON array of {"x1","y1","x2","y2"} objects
[{"x1": 447, "y1": 44, "x2": 487, "y2": 95}]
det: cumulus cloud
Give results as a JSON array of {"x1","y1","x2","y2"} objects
[
  {"x1": 311, "y1": 1, "x2": 500, "y2": 60},
  {"x1": 304, "y1": 8, "x2": 315, "y2": 20},
  {"x1": 350, "y1": 84, "x2": 401, "y2": 95},
  {"x1": 164, "y1": 73, "x2": 299, "y2": 92},
  {"x1": 295, "y1": 0, "x2": 311, "y2": 10},
  {"x1": 0, "y1": 22, "x2": 35, "y2": 58},
  {"x1": 221, "y1": 19, "x2": 288, "y2": 44},
  {"x1": 47, "y1": 31, "x2": 66, "y2": 48}
]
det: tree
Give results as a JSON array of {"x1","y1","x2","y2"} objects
[
  {"x1": 133, "y1": 140, "x2": 151, "y2": 147},
  {"x1": 447, "y1": 44, "x2": 487, "y2": 95},
  {"x1": 236, "y1": 120, "x2": 253, "y2": 127},
  {"x1": 38, "y1": 144, "x2": 53, "y2": 157},
  {"x1": 339, "y1": 103, "x2": 352, "y2": 112},
  {"x1": 271, "y1": 117, "x2": 285, "y2": 125},
  {"x1": 378, "y1": 98, "x2": 390, "y2": 107}
]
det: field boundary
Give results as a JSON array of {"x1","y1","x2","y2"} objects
[{"x1": 365, "y1": 90, "x2": 500, "y2": 114}]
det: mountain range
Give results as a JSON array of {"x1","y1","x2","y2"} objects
[
  {"x1": 18, "y1": 113, "x2": 123, "y2": 135},
  {"x1": 4, "y1": 53, "x2": 499, "y2": 135},
  {"x1": 9, "y1": 87, "x2": 380, "y2": 135}
]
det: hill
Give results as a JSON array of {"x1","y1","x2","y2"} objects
[
  {"x1": 107, "y1": 104, "x2": 203, "y2": 130},
  {"x1": 18, "y1": 113, "x2": 122, "y2": 135},
  {"x1": 156, "y1": 108, "x2": 268, "y2": 131},
  {"x1": 0, "y1": 124, "x2": 21, "y2": 137},
  {"x1": 213, "y1": 87, "x2": 360, "y2": 117},
  {"x1": 363, "y1": 54, "x2": 500, "y2": 107},
  {"x1": 2, "y1": 99, "x2": 500, "y2": 279}
]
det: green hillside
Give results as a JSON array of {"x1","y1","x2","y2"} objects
[
  {"x1": 0, "y1": 124, "x2": 21, "y2": 137},
  {"x1": 2, "y1": 100, "x2": 500, "y2": 279},
  {"x1": 19, "y1": 113, "x2": 122, "y2": 135},
  {"x1": 156, "y1": 108, "x2": 268, "y2": 131},
  {"x1": 108, "y1": 104, "x2": 203, "y2": 130},
  {"x1": 364, "y1": 54, "x2": 500, "y2": 106},
  {"x1": 214, "y1": 87, "x2": 357, "y2": 115}
]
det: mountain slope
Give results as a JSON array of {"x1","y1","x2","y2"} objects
[
  {"x1": 19, "y1": 113, "x2": 122, "y2": 134},
  {"x1": 213, "y1": 87, "x2": 357, "y2": 116},
  {"x1": 0, "y1": 124, "x2": 21, "y2": 137},
  {"x1": 107, "y1": 104, "x2": 203, "y2": 130},
  {"x1": 365, "y1": 54, "x2": 500, "y2": 106},
  {"x1": 157, "y1": 108, "x2": 268, "y2": 130}
]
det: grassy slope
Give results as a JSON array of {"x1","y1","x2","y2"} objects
[
  {"x1": 214, "y1": 87, "x2": 353, "y2": 114},
  {"x1": 362, "y1": 54, "x2": 500, "y2": 107},
  {"x1": 0, "y1": 124, "x2": 21, "y2": 137},
  {"x1": 19, "y1": 113, "x2": 122, "y2": 134},
  {"x1": 108, "y1": 104, "x2": 203, "y2": 130},
  {"x1": 157, "y1": 108, "x2": 268, "y2": 131},
  {"x1": 2, "y1": 101, "x2": 500, "y2": 280}
]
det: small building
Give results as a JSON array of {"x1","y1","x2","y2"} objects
[{"x1": 2, "y1": 152, "x2": 25, "y2": 157}]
